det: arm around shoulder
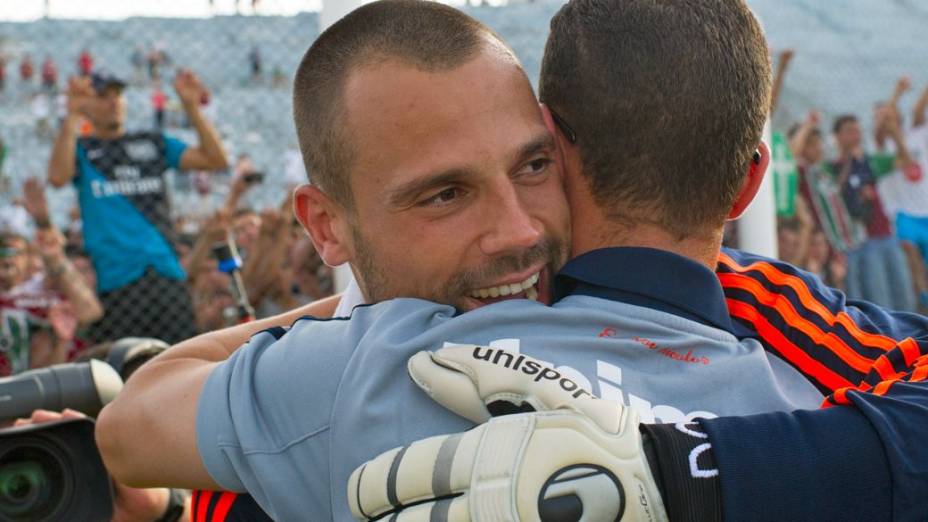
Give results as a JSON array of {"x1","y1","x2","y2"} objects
[{"x1": 95, "y1": 357, "x2": 221, "y2": 490}]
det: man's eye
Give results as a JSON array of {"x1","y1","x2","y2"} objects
[
  {"x1": 518, "y1": 157, "x2": 553, "y2": 178},
  {"x1": 419, "y1": 187, "x2": 461, "y2": 207}
]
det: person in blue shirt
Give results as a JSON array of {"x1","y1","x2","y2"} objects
[
  {"x1": 47, "y1": 69, "x2": 228, "y2": 343},
  {"x1": 97, "y1": 1, "x2": 928, "y2": 521}
]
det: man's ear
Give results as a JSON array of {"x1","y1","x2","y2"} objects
[
  {"x1": 728, "y1": 141, "x2": 771, "y2": 220},
  {"x1": 539, "y1": 103, "x2": 571, "y2": 188},
  {"x1": 293, "y1": 184, "x2": 353, "y2": 267}
]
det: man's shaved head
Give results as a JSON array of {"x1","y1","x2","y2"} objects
[{"x1": 293, "y1": 0, "x2": 516, "y2": 207}]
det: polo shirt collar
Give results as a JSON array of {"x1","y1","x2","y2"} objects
[{"x1": 554, "y1": 247, "x2": 733, "y2": 332}]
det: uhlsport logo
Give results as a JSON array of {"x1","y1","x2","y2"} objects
[
  {"x1": 444, "y1": 338, "x2": 719, "y2": 424},
  {"x1": 471, "y1": 346, "x2": 593, "y2": 399},
  {"x1": 538, "y1": 464, "x2": 623, "y2": 522}
]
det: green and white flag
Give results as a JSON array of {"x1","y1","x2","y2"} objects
[{"x1": 771, "y1": 131, "x2": 798, "y2": 218}]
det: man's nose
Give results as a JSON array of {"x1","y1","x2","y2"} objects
[{"x1": 478, "y1": 183, "x2": 543, "y2": 256}]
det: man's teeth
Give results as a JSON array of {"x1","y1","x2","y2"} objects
[{"x1": 470, "y1": 272, "x2": 540, "y2": 301}]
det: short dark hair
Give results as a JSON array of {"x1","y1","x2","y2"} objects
[
  {"x1": 540, "y1": 0, "x2": 771, "y2": 237},
  {"x1": 833, "y1": 114, "x2": 858, "y2": 135},
  {"x1": 292, "y1": 0, "x2": 505, "y2": 207}
]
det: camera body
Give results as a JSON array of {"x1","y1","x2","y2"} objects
[
  {"x1": 0, "y1": 360, "x2": 124, "y2": 521},
  {"x1": 0, "y1": 419, "x2": 112, "y2": 522}
]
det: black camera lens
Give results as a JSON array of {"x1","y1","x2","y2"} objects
[{"x1": 0, "y1": 444, "x2": 68, "y2": 521}]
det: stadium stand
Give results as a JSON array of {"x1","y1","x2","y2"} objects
[{"x1": 1, "y1": 0, "x2": 927, "y2": 222}]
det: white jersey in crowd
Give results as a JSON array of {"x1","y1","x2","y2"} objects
[{"x1": 878, "y1": 124, "x2": 928, "y2": 218}]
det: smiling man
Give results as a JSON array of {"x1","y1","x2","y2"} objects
[
  {"x1": 289, "y1": 18, "x2": 569, "y2": 310},
  {"x1": 96, "y1": 1, "x2": 928, "y2": 521},
  {"x1": 98, "y1": 3, "x2": 570, "y2": 515}
]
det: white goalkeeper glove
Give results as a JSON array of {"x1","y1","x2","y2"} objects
[{"x1": 347, "y1": 345, "x2": 668, "y2": 522}]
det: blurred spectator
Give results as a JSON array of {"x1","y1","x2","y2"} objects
[
  {"x1": 147, "y1": 45, "x2": 170, "y2": 81},
  {"x1": 286, "y1": 234, "x2": 334, "y2": 304},
  {"x1": 41, "y1": 55, "x2": 58, "y2": 92},
  {"x1": 151, "y1": 84, "x2": 167, "y2": 128},
  {"x1": 0, "y1": 55, "x2": 6, "y2": 94},
  {"x1": 829, "y1": 111, "x2": 918, "y2": 311},
  {"x1": 46, "y1": 70, "x2": 228, "y2": 343},
  {"x1": 173, "y1": 170, "x2": 228, "y2": 232},
  {"x1": 876, "y1": 79, "x2": 928, "y2": 256},
  {"x1": 77, "y1": 48, "x2": 93, "y2": 77},
  {"x1": 0, "y1": 179, "x2": 103, "y2": 376},
  {"x1": 31, "y1": 92, "x2": 52, "y2": 138},
  {"x1": 185, "y1": 212, "x2": 238, "y2": 331},
  {"x1": 249, "y1": 45, "x2": 262, "y2": 82},
  {"x1": 874, "y1": 77, "x2": 928, "y2": 309},
  {"x1": 0, "y1": 232, "x2": 39, "y2": 375},
  {"x1": 788, "y1": 110, "x2": 865, "y2": 254},
  {"x1": 0, "y1": 135, "x2": 5, "y2": 172},
  {"x1": 241, "y1": 206, "x2": 291, "y2": 316},
  {"x1": 130, "y1": 46, "x2": 145, "y2": 85},
  {"x1": 272, "y1": 64, "x2": 288, "y2": 88},
  {"x1": 776, "y1": 196, "x2": 814, "y2": 268},
  {"x1": 19, "y1": 53, "x2": 34, "y2": 88}
]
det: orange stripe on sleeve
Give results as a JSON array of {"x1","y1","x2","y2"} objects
[
  {"x1": 727, "y1": 298, "x2": 854, "y2": 391},
  {"x1": 899, "y1": 338, "x2": 922, "y2": 367},
  {"x1": 912, "y1": 365, "x2": 928, "y2": 383},
  {"x1": 211, "y1": 492, "x2": 238, "y2": 522},
  {"x1": 195, "y1": 490, "x2": 213, "y2": 522},
  {"x1": 720, "y1": 273, "x2": 876, "y2": 373},
  {"x1": 871, "y1": 355, "x2": 905, "y2": 382},
  {"x1": 873, "y1": 378, "x2": 900, "y2": 396},
  {"x1": 718, "y1": 252, "x2": 898, "y2": 351},
  {"x1": 828, "y1": 387, "x2": 851, "y2": 407}
]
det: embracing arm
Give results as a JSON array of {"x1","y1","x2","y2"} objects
[
  {"x1": 716, "y1": 247, "x2": 928, "y2": 520},
  {"x1": 95, "y1": 357, "x2": 219, "y2": 489},
  {"x1": 95, "y1": 294, "x2": 340, "y2": 488}
]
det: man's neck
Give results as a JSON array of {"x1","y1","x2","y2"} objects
[
  {"x1": 94, "y1": 126, "x2": 125, "y2": 140},
  {"x1": 566, "y1": 176, "x2": 724, "y2": 270}
]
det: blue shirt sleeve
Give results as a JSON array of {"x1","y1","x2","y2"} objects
[
  {"x1": 163, "y1": 133, "x2": 188, "y2": 170},
  {"x1": 714, "y1": 247, "x2": 928, "y2": 521},
  {"x1": 700, "y1": 405, "x2": 893, "y2": 521},
  {"x1": 196, "y1": 322, "x2": 355, "y2": 520}
]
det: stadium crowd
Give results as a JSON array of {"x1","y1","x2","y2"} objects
[
  {"x1": 720, "y1": 49, "x2": 928, "y2": 315},
  {"x1": 1, "y1": 61, "x2": 334, "y2": 378},
  {"x1": 0, "y1": 0, "x2": 924, "y2": 520},
  {"x1": 2, "y1": 44, "x2": 927, "y2": 378}
]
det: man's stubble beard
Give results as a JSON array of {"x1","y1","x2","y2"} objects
[{"x1": 351, "y1": 224, "x2": 569, "y2": 310}]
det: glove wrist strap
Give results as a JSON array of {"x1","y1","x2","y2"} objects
[{"x1": 640, "y1": 422, "x2": 723, "y2": 522}]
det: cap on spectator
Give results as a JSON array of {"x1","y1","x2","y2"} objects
[{"x1": 90, "y1": 70, "x2": 127, "y2": 93}]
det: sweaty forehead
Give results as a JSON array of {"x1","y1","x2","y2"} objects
[{"x1": 341, "y1": 50, "x2": 543, "y2": 200}]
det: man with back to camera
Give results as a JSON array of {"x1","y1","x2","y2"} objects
[
  {"x1": 98, "y1": 1, "x2": 928, "y2": 520},
  {"x1": 47, "y1": 70, "x2": 228, "y2": 344}
]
